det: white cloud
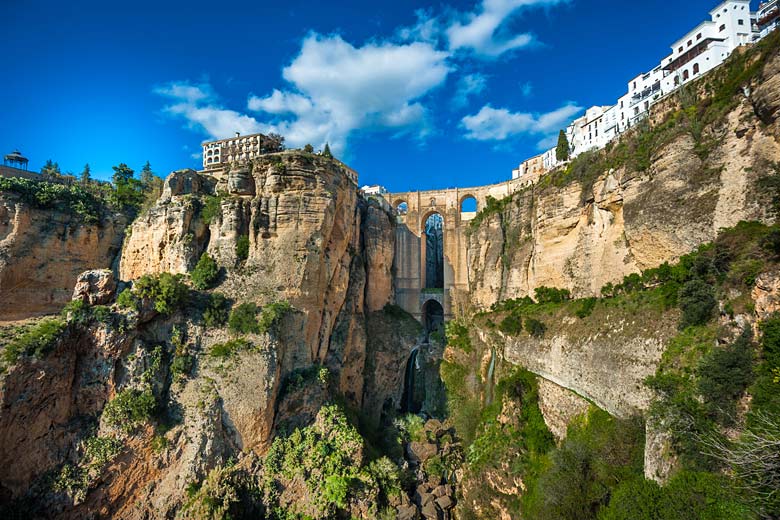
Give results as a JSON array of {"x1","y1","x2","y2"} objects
[
  {"x1": 520, "y1": 81, "x2": 533, "y2": 96},
  {"x1": 156, "y1": 82, "x2": 268, "y2": 139},
  {"x1": 246, "y1": 33, "x2": 451, "y2": 154},
  {"x1": 452, "y1": 73, "x2": 488, "y2": 109},
  {"x1": 461, "y1": 102, "x2": 581, "y2": 142},
  {"x1": 447, "y1": 0, "x2": 568, "y2": 57}
]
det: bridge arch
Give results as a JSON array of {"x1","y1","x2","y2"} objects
[{"x1": 421, "y1": 298, "x2": 444, "y2": 333}]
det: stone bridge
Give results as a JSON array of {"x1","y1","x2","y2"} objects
[{"x1": 386, "y1": 174, "x2": 536, "y2": 325}]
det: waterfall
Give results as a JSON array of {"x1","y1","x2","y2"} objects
[
  {"x1": 485, "y1": 348, "x2": 496, "y2": 406},
  {"x1": 401, "y1": 347, "x2": 420, "y2": 413}
]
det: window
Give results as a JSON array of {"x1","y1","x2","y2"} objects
[
  {"x1": 678, "y1": 46, "x2": 684, "y2": 52},
  {"x1": 720, "y1": 24, "x2": 726, "y2": 31},
  {"x1": 687, "y1": 40, "x2": 692, "y2": 47},
  {"x1": 674, "y1": 76, "x2": 680, "y2": 86},
  {"x1": 738, "y1": 19, "x2": 744, "y2": 25},
  {"x1": 621, "y1": 112, "x2": 625, "y2": 120},
  {"x1": 697, "y1": 33, "x2": 702, "y2": 40},
  {"x1": 683, "y1": 69, "x2": 690, "y2": 80},
  {"x1": 693, "y1": 63, "x2": 700, "y2": 74},
  {"x1": 620, "y1": 100, "x2": 624, "y2": 108},
  {"x1": 633, "y1": 81, "x2": 637, "y2": 89}
]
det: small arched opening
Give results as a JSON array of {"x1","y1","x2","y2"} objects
[
  {"x1": 460, "y1": 195, "x2": 478, "y2": 221},
  {"x1": 394, "y1": 200, "x2": 408, "y2": 215},
  {"x1": 423, "y1": 212, "x2": 444, "y2": 289},
  {"x1": 422, "y1": 299, "x2": 444, "y2": 334}
]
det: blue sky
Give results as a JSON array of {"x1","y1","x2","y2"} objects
[{"x1": 0, "y1": 0, "x2": 756, "y2": 191}]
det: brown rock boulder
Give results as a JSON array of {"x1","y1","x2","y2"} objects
[{"x1": 71, "y1": 269, "x2": 117, "y2": 305}]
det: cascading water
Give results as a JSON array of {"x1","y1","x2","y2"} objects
[
  {"x1": 401, "y1": 346, "x2": 421, "y2": 413},
  {"x1": 485, "y1": 348, "x2": 496, "y2": 406}
]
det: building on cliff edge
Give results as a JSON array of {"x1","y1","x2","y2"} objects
[{"x1": 512, "y1": 0, "x2": 777, "y2": 182}]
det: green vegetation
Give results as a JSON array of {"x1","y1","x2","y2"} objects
[
  {"x1": 258, "y1": 301, "x2": 292, "y2": 334},
  {"x1": 117, "y1": 273, "x2": 189, "y2": 315},
  {"x1": 678, "y1": 279, "x2": 717, "y2": 329},
  {"x1": 190, "y1": 252, "x2": 219, "y2": 290},
  {"x1": 534, "y1": 286, "x2": 571, "y2": 304},
  {"x1": 498, "y1": 313, "x2": 523, "y2": 335},
  {"x1": 445, "y1": 319, "x2": 473, "y2": 352},
  {"x1": 279, "y1": 364, "x2": 330, "y2": 398},
  {"x1": 228, "y1": 303, "x2": 260, "y2": 334},
  {"x1": 1, "y1": 318, "x2": 65, "y2": 370},
  {"x1": 0, "y1": 176, "x2": 108, "y2": 224},
  {"x1": 523, "y1": 409, "x2": 645, "y2": 520},
  {"x1": 468, "y1": 195, "x2": 511, "y2": 229},
  {"x1": 61, "y1": 299, "x2": 112, "y2": 326},
  {"x1": 202, "y1": 292, "x2": 230, "y2": 328},
  {"x1": 53, "y1": 435, "x2": 123, "y2": 502},
  {"x1": 598, "y1": 471, "x2": 753, "y2": 520},
  {"x1": 227, "y1": 300, "x2": 291, "y2": 336},
  {"x1": 261, "y1": 404, "x2": 401, "y2": 519},
  {"x1": 236, "y1": 235, "x2": 250, "y2": 261},
  {"x1": 322, "y1": 143, "x2": 333, "y2": 158},
  {"x1": 170, "y1": 327, "x2": 194, "y2": 382},
  {"x1": 208, "y1": 338, "x2": 253, "y2": 359},
  {"x1": 200, "y1": 195, "x2": 224, "y2": 225},
  {"x1": 525, "y1": 317, "x2": 547, "y2": 338},
  {"x1": 556, "y1": 129, "x2": 570, "y2": 162},
  {"x1": 575, "y1": 297, "x2": 597, "y2": 319},
  {"x1": 102, "y1": 388, "x2": 156, "y2": 432}
]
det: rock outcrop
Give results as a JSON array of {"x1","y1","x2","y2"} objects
[{"x1": 0, "y1": 196, "x2": 125, "y2": 321}]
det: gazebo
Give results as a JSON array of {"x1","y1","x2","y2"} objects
[{"x1": 3, "y1": 150, "x2": 29, "y2": 170}]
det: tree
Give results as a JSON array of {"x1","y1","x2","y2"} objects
[
  {"x1": 41, "y1": 159, "x2": 61, "y2": 177},
  {"x1": 140, "y1": 161, "x2": 154, "y2": 189},
  {"x1": 264, "y1": 133, "x2": 285, "y2": 153},
  {"x1": 303, "y1": 144, "x2": 314, "y2": 153},
  {"x1": 322, "y1": 143, "x2": 333, "y2": 158},
  {"x1": 80, "y1": 164, "x2": 91, "y2": 185},
  {"x1": 555, "y1": 130, "x2": 570, "y2": 162},
  {"x1": 112, "y1": 163, "x2": 135, "y2": 185}
]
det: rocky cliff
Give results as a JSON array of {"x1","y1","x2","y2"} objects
[
  {"x1": 0, "y1": 154, "x2": 431, "y2": 519},
  {"x1": 465, "y1": 42, "x2": 780, "y2": 310},
  {"x1": 0, "y1": 192, "x2": 125, "y2": 321}
]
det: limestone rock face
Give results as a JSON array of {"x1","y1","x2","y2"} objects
[
  {"x1": 753, "y1": 270, "x2": 780, "y2": 319},
  {"x1": 72, "y1": 269, "x2": 117, "y2": 305},
  {"x1": 119, "y1": 193, "x2": 208, "y2": 279},
  {"x1": 537, "y1": 378, "x2": 590, "y2": 442},
  {"x1": 0, "y1": 196, "x2": 125, "y2": 321},
  {"x1": 465, "y1": 99, "x2": 779, "y2": 310}
]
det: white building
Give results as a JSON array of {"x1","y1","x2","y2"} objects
[
  {"x1": 202, "y1": 132, "x2": 281, "y2": 169},
  {"x1": 759, "y1": 0, "x2": 780, "y2": 38},
  {"x1": 519, "y1": 0, "x2": 770, "y2": 180},
  {"x1": 360, "y1": 185, "x2": 388, "y2": 195}
]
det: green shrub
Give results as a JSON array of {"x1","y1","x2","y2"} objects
[
  {"x1": 235, "y1": 235, "x2": 250, "y2": 261},
  {"x1": 524, "y1": 410, "x2": 645, "y2": 520},
  {"x1": 445, "y1": 319, "x2": 473, "y2": 352},
  {"x1": 202, "y1": 292, "x2": 230, "y2": 328},
  {"x1": 697, "y1": 328, "x2": 755, "y2": 423},
  {"x1": 525, "y1": 318, "x2": 547, "y2": 338},
  {"x1": 0, "y1": 176, "x2": 107, "y2": 223},
  {"x1": 102, "y1": 388, "x2": 156, "y2": 432},
  {"x1": 133, "y1": 273, "x2": 189, "y2": 315},
  {"x1": 599, "y1": 471, "x2": 752, "y2": 520},
  {"x1": 575, "y1": 297, "x2": 597, "y2": 319},
  {"x1": 394, "y1": 414, "x2": 426, "y2": 443},
  {"x1": 261, "y1": 405, "x2": 376, "y2": 517},
  {"x1": 534, "y1": 286, "x2": 571, "y2": 304},
  {"x1": 190, "y1": 252, "x2": 219, "y2": 290},
  {"x1": 200, "y1": 195, "x2": 223, "y2": 225},
  {"x1": 2, "y1": 318, "x2": 66, "y2": 368},
  {"x1": 209, "y1": 338, "x2": 251, "y2": 359},
  {"x1": 228, "y1": 303, "x2": 260, "y2": 334},
  {"x1": 499, "y1": 313, "x2": 524, "y2": 335},
  {"x1": 678, "y1": 279, "x2": 717, "y2": 329},
  {"x1": 258, "y1": 301, "x2": 292, "y2": 334},
  {"x1": 116, "y1": 288, "x2": 138, "y2": 311}
]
